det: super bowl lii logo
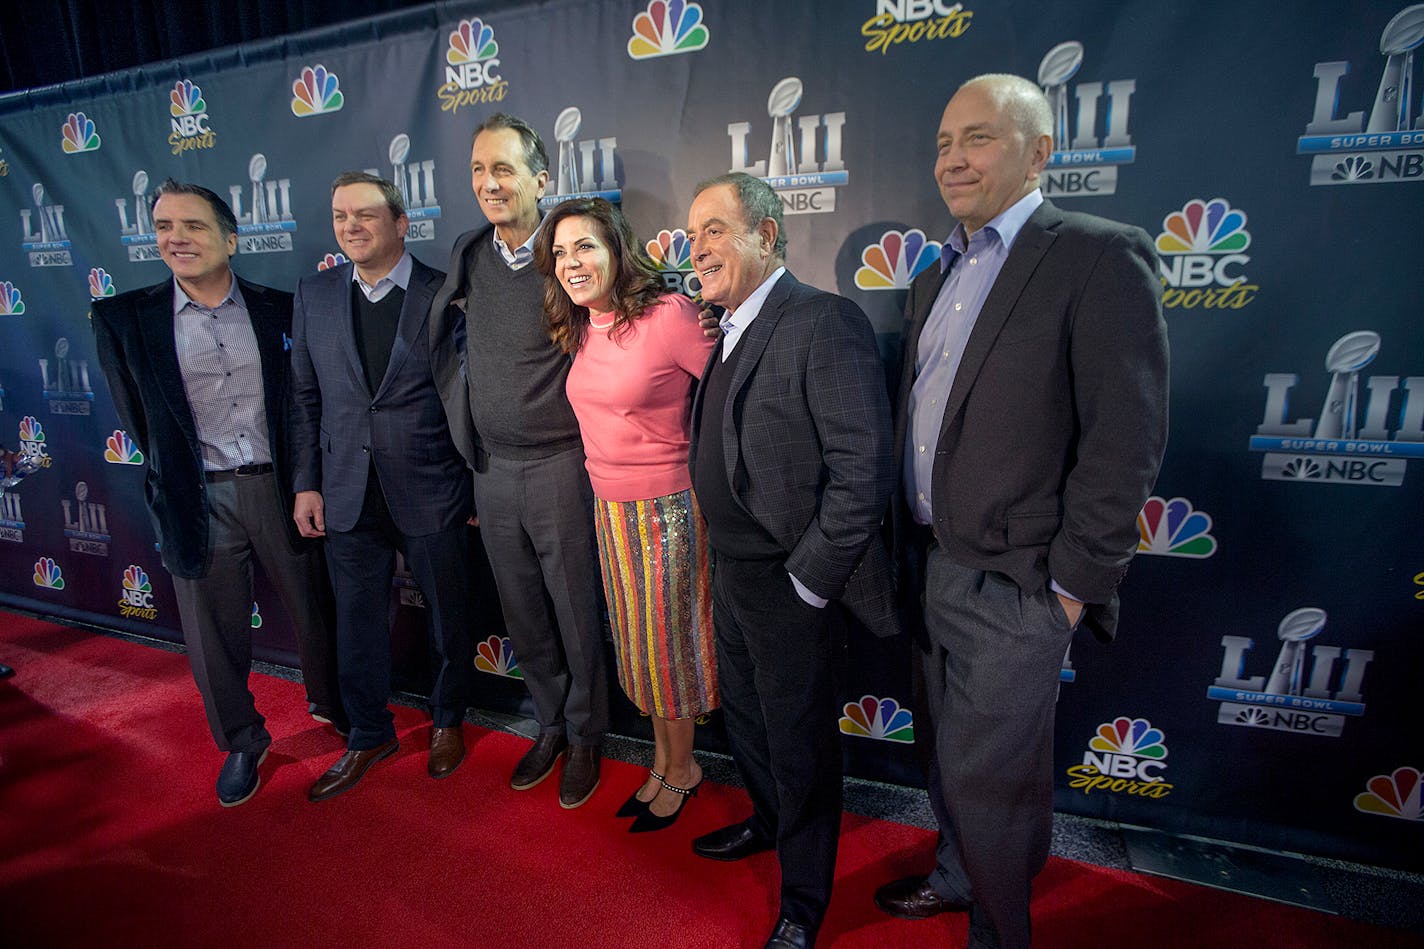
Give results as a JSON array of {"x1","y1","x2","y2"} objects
[
  {"x1": 0, "y1": 482, "x2": 25, "y2": 543},
  {"x1": 168, "y1": 79, "x2": 216, "y2": 155},
  {"x1": 39, "y1": 338, "x2": 94, "y2": 415},
  {"x1": 227, "y1": 155, "x2": 296, "y2": 255},
  {"x1": 1210, "y1": 608, "x2": 1374, "y2": 738},
  {"x1": 646, "y1": 228, "x2": 700, "y2": 298},
  {"x1": 861, "y1": 0, "x2": 972, "y2": 55},
  {"x1": 1037, "y1": 42, "x2": 1136, "y2": 197},
  {"x1": 476, "y1": 635, "x2": 522, "y2": 679},
  {"x1": 854, "y1": 229, "x2": 941, "y2": 290},
  {"x1": 113, "y1": 170, "x2": 161, "y2": 262},
  {"x1": 1298, "y1": 4, "x2": 1424, "y2": 186},
  {"x1": 1155, "y1": 198, "x2": 1256, "y2": 310},
  {"x1": 728, "y1": 77, "x2": 847, "y2": 215},
  {"x1": 627, "y1": 0, "x2": 710, "y2": 59},
  {"x1": 63, "y1": 481, "x2": 111, "y2": 557},
  {"x1": 118, "y1": 564, "x2": 158, "y2": 620},
  {"x1": 538, "y1": 108, "x2": 620, "y2": 210},
  {"x1": 1252, "y1": 330, "x2": 1423, "y2": 487},
  {"x1": 20, "y1": 182, "x2": 73, "y2": 267},
  {"x1": 1065, "y1": 717, "x2": 1172, "y2": 800},
  {"x1": 839, "y1": 695, "x2": 914, "y2": 743},
  {"x1": 438, "y1": 18, "x2": 507, "y2": 114},
  {"x1": 361, "y1": 133, "x2": 441, "y2": 242}
]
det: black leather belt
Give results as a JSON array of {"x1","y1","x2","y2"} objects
[{"x1": 205, "y1": 463, "x2": 274, "y2": 483}]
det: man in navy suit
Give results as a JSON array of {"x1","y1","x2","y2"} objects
[
  {"x1": 686, "y1": 173, "x2": 897, "y2": 949},
  {"x1": 91, "y1": 180, "x2": 343, "y2": 807},
  {"x1": 872, "y1": 75, "x2": 1168, "y2": 949},
  {"x1": 292, "y1": 172, "x2": 475, "y2": 801}
]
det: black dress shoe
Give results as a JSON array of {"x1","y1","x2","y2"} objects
[
  {"x1": 874, "y1": 874, "x2": 972, "y2": 919},
  {"x1": 308, "y1": 739, "x2": 399, "y2": 802},
  {"x1": 511, "y1": 733, "x2": 568, "y2": 790},
  {"x1": 692, "y1": 819, "x2": 774, "y2": 861},
  {"x1": 764, "y1": 917, "x2": 818, "y2": 949},
  {"x1": 629, "y1": 773, "x2": 701, "y2": 833},
  {"x1": 559, "y1": 744, "x2": 601, "y2": 808},
  {"x1": 216, "y1": 748, "x2": 269, "y2": 807}
]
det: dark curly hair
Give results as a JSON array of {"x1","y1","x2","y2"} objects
[{"x1": 534, "y1": 197, "x2": 665, "y2": 354}]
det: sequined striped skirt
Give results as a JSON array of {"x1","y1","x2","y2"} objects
[{"x1": 594, "y1": 489, "x2": 718, "y2": 719}]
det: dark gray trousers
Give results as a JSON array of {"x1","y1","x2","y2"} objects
[
  {"x1": 471, "y1": 446, "x2": 607, "y2": 744},
  {"x1": 919, "y1": 550, "x2": 1076, "y2": 949},
  {"x1": 170, "y1": 472, "x2": 341, "y2": 755}
]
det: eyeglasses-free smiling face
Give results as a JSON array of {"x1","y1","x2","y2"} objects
[
  {"x1": 469, "y1": 127, "x2": 547, "y2": 244},
  {"x1": 934, "y1": 82, "x2": 1051, "y2": 236},
  {"x1": 153, "y1": 192, "x2": 237, "y2": 290},
  {"x1": 331, "y1": 182, "x2": 408, "y2": 279},
  {"x1": 549, "y1": 215, "x2": 615, "y2": 315},
  {"x1": 686, "y1": 184, "x2": 778, "y2": 313}
]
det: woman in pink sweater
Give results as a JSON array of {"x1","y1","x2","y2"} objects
[{"x1": 535, "y1": 197, "x2": 717, "y2": 832}]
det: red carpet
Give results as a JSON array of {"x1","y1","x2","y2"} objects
[{"x1": 1, "y1": 612, "x2": 1418, "y2": 948}]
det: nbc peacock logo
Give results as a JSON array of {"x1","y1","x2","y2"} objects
[
  {"x1": 838, "y1": 695, "x2": 914, "y2": 743},
  {"x1": 103, "y1": 430, "x2": 144, "y2": 465},
  {"x1": 854, "y1": 229, "x2": 942, "y2": 291},
  {"x1": 33, "y1": 557, "x2": 65, "y2": 590},
  {"x1": 0, "y1": 280, "x2": 24, "y2": 315},
  {"x1": 88, "y1": 268, "x2": 116, "y2": 300},
  {"x1": 1136, "y1": 496, "x2": 1217, "y2": 559},
  {"x1": 1154, "y1": 197, "x2": 1256, "y2": 310},
  {"x1": 18, "y1": 416, "x2": 52, "y2": 468},
  {"x1": 118, "y1": 564, "x2": 158, "y2": 620},
  {"x1": 646, "y1": 228, "x2": 700, "y2": 298},
  {"x1": 438, "y1": 18, "x2": 507, "y2": 113},
  {"x1": 168, "y1": 79, "x2": 216, "y2": 154},
  {"x1": 61, "y1": 112, "x2": 101, "y2": 154},
  {"x1": 317, "y1": 252, "x2": 348, "y2": 272},
  {"x1": 291, "y1": 65, "x2": 345, "y2": 117},
  {"x1": 1065, "y1": 716, "x2": 1173, "y2": 799},
  {"x1": 475, "y1": 635, "x2": 523, "y2": 679},
  {"x1": 627, "y1": 0, "x2": 710, "y2": 60},
  {"x1": 1354, "y1": 766, "x2": 1422, "y2": 821}
]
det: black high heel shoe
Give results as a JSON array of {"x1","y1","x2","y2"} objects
[
  {"x1": 616, "y1": 769, "x2": 663, "y2": 818},
  {"x1": 629, "y1": 773, "x2": 702, "y2": 833}
]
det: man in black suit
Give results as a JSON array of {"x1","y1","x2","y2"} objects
[
  {"x1": 872, "y1": 75, "x2": 1169, "y2": 949},
  {"x1": 91, "y1": 180, "x2": 343, "y2": 807},
  {"x1": 292, "y1": 172, "x2": 475, "y2": 801},
  {"x1": 686, "y1": 172, "x2": 897, "y2": 949}
]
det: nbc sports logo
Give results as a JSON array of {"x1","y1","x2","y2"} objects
[
  {"x1": 1354, "y1": 766, "x2": 1422, "y2": 821},
  {"x1": 1154, "y1": 197, "x2": 1256, "y2": 310},
  {"x1": 854, "y1": 230, "x2": 941, "y2": 290},
  {"x1": 168, "y1": 79, "x2": 216, "y2": 154},
  {"x1": 290, "y1": 65, "x2": 344, "y2": 117},
  {"x1": 646, "y1": 229, "x2": 700, "y2": 298},
  {"x1": 170, "y1": 79, "x2": 205, "y2": 118},
  {"x1": 88, "y1": 269, "x2": 116, "y2": 300},
  {"x1": 118, "y1": 564, "x2": 158, "y2": 620},
  {"x1": 860, "y1": 1, "x2": 973, "y2": 56},
  {"x1": 438, "y1": 18, "x2": 507, "y2": 113},
  {"x1": 838, "y1": 695, "x2": 914, "y2": 743},
  {"x1": 103, "y1": 430, "x2": 144, "y2": 465},
  {"x1": 33, "y1": 557, "x2": 65, "y2": 590},
  {"x1": 627, "y1": 0, "x2": 710, "y2": 59},
  {"x1": 1065, "y1": 716, "x2": 1173, "y2": 799},
  {"x1": 61, "y1": 112, "x2": 101, "y2": 153},
  {"x1": 475, "y1": 635, "x2": 523, "y2": 679},
  {"x1": 1135, "y1": 496, "x2": 1217, "y2": 558},
  {"x1": 0, "y1": 280, "x2": 25, "y2": 315},
  {"x1": 18, "y1": 416, "x2": 52, "y2": 468}
]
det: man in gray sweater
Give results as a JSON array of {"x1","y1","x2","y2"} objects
[{"x1": 429, "y1": 113, "x2": 606, "y2": 808}]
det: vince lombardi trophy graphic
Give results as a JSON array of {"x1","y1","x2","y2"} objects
[
  {"x1": 1366, "y1": 4, "x2": 1424, "y2": 133},
  {"x1": 1038, "y1": 41, "x2": 1084, "y2": 150},
  {"x1": 1314, "y1": 331, "x2": 1380, "y2": 440},
  {"x1": 132, "y1": 170, "x2": 151, "y2": 235},
  {"x1": 248, "y1": 154, "x2": 269, "y2": 226},
  {"x1": 389, "y1": 134, "x2": 411, "y2": 207},
  {"x1": 554, "y1": 107, "x2": 582, "y2": 196},
  {"x1": 1264, "y1": 608, "x2": 1327, "y2": 696},
  {"x1": 32, "y1": 184, "x2": 53, "y2": 243},
  {"x1": 767, "y1": 78, "x2": 802, "y2": 178}
]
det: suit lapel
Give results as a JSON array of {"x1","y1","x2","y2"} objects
[
  {"x1": 138, "y1": 282, "x2": 199, "y2": 442},
  {"x1": 938, "y1": 204, "x2": 1061, "y2": 442},
  {"x1": 239, "y1": 278, "x2": 287, "y2": 424},
  {"x1": 328, "y1": 263, "x2": 369, "y2": 393},
  {"x1": 374, "y1": 259, "x2": 437, "y2": 399},
  {"x1": 723, "y1": 272, "x2": 794, "y2": 482}
]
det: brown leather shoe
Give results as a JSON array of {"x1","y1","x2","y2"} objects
[
  {"x1": 873, "y1": 874, "x2": 972, "y2": 919},
  {"x1": 428, "y1": 726, "x2": 465, "y2": 779},
  {"x1": 558, "y1": 744, "x2": 601, "y2": 809},
  {"x1": 308, "y1": 739, "x2": 399, "y2": 802},
  {"x1": 510, "y1": 733, "x2": 568, "y2": 790}
]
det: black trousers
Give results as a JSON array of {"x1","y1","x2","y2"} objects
[
  {"x1": 712, "y1": 554, "x2": 843, "y2": 927},
  {"x1": 325, "y1": 470, "x2": 474, "y2": 750}
]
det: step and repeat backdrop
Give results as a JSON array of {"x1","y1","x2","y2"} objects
[{"x1": 0, "y1": 0, "x2": 1419, "y2": 871}]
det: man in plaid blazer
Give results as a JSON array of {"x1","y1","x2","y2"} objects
[{"x1": 686, "y1": 172, "x2": 897, "y2": 949}]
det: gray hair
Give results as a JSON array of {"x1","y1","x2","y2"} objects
[
  {"x1": 473, "y1": 112, "x2": 549, "y2": 176},
  {"x1": 693, "y1": 171, "x2": 787, "y2": 260}
]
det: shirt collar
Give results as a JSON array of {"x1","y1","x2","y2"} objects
[
  {"x1": 493, "y1": 219, "x2": 542, "y2": 266},
  {"x1": 940, "y1": 189, "x2": 1044, "y2": 271},
  {"x1": 721, "y1": 266, "x2": 787, "y2": 331},
  {"x1": 353, "y1": 251, "x2": 413, "y2": 296},
  {"x1": 172, "y1": 273, "x2": 241, "y2": 315}
]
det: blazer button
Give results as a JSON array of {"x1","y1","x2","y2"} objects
[{"x1": 369, "y1": 406, "x2": 378, "y2": 414}]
